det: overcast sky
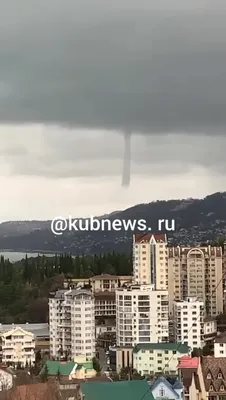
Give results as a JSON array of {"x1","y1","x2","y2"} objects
[{"x1": 1, "y1": 0, "x2": 226, "y2": 220}]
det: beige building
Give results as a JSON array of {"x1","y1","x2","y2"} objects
[
  {"x1": 116, "y1": 284, "x2": 169, "y2": 347},
  {"x1": 1, "y1": 327, "x2": 35, "y2": 366},
  {"x1": 168, "y1": 245, "x2": 223, "y2": 316},
  {"x1": 49, "y1": 288, "x2": 95, "y2": 359},
  {"x1": 133, "y1": 342, "x2": 190, "y2": 376},
  {"x1": 64, "y1": 274, "x2": 132, "y2": 293},
  {"x1": 133, "y1": 233, "x2": 168, "y2": 290},
  {"x1": 94, "y1": 291, "x2": 116, "y2": 317}
]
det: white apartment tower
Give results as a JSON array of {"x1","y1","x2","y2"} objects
[
  {"x1": 49, "y1": 288, "x2": 95, "y2": 359},
  {"x1": 168, "y1": 245, "x2": 223, "y2": 316},
  {"x1": 133, "y1": 233, "x2": 168, "y2": 290},
  {"x1": 173, "y1": 297, "x2": 204, "y2": 350},
  {"x1": 116, "y1": 284, "x2": 169, "y2": 347}
]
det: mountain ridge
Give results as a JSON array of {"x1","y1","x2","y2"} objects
[{"x1": 0, "y1": 191, "x2": 226, "y2": 254}]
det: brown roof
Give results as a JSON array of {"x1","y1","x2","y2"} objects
[
  {"x1": 8, "y1": 383, "x2": 59, "y2": 400},
  {"x1": 94, "y1": 291, "x2": 115, "y2": 300},
  {"x1": 91, "y1": 274, "x2": 117, "y2": 280},
  {"x1": 180, "y1": 368, "x2": 198, "y2": 388},
  {"x1": 215, "y1": 332, "x2": 226, "y2": 343},
  {"x1": 134, "y1": 233, "x2": 167, "y2": 244},
  {"x1": 202, "y1": 356, "x2": 226, "y2": 393}
]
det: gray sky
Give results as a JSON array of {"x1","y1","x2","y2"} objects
[{"x1": 0, "y1": 0, "x2": 226, "y2": 220}]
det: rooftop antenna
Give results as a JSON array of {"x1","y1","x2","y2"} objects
[{"x1": 122, "y1": 132, "x2": 131, "y2": 187}]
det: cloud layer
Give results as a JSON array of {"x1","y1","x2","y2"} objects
[{"x1": 1, "y1": 0, "x2": 226, "y2": 133}]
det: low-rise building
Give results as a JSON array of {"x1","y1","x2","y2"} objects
[
  {"x1": 80, "y1": 380, "x2": 155, "y2": 400},
  {"x1": 133, "y1": 343, "x2": 190, "y2": 376},
  {"x1": 214, "y1": 332, "x2": 226, "y2": 357},
  {"x1": 204, "y1": 317, "x2": 217, "y2": 345},
  {"x1": 150, "y1": 376, "x2": 184, "y2": 400},
  {"x1": 95, "y1": 324, "x2": 116, "y2": 338},
  {"x1": 177, "y1": 356, "x2": 206, "y2": 400},
  {"x1": 201, "y1": 356, "x2": 226, "y2": 400},
  {"x1": 116, "y1": 347, "x2": 133, "y2": 372},
  {"x1": 43, "y1": 358, "x2": 96, "y2": 380},
  {"x1": 1, "y1": 327, "x2": 35, "y2": 366}
]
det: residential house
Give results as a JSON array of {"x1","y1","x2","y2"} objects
[
  {"x1": 204, "y1": 318, "x2": 217, "y2": 345},
  {"x1": 133, "y1": 343, "x2": 190, "y2": 376},
  {"x1": 150, "y1": 376, "x2": 184, "y2": 400},
  {"x1": 177, "y1": 356, "x2": 207, "y2": 400},
  {"x1": 214, "y1": 332, "x2": 226, "y2": 357},
  {"x1": 43, "y1": 359, "x2": 96, "y2": 380},
  {"x1": 201, "y1": 356, "x2": 226, "y2": 400},
  {"x1": 80, "y1": 380, "x2": 155, "y2": 400},
  {"x1": 1, "y1": 327, "x2": 35, "y2": 367}
]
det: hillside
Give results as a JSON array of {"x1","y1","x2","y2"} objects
[{"x1": 1, "y1": 192, "x2": 226, "y2": 254}]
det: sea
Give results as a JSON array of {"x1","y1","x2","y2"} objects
[{"x1": 0, "y1": 251, "x2": 55, "y2": 262}]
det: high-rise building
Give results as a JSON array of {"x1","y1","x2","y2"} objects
[
  {"x1": 168, "y1": 245, "x2": 223, "y2": 316},
  {"x1": 49, "y1": 288, "x2": 95, "y2": 359},
  {"x1": 133, "y1": 233, "x2": 168, "y2": 289},
  {"x1": 116, "y1": 284, "x2": 169, "y2": 347},
  {"x1": 173, "y1": 297, "x2": 204, "y2": 350}
]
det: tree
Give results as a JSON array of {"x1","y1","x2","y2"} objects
[
  {"x1": 57, "y1": 368, "x2": 61, "y2": 381},
  {"x1": 92, "y1": 357, "x2": 101, "y2": 372},
  {"x1": 40, "y1": 364, "x2": 48, "y2": 382}
]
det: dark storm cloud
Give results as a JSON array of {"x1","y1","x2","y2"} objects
[{"x1": 0, "y1": 0, "x2": 226, "y2": 133}]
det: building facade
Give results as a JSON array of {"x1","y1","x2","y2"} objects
[
  {"x1": 168, "y1": 245, "x2": 223, "y2": 316},
  {"x1": 173, "y1": 297, "x2": 204, "y2": 350},
  {"x1": 116, "y1": 284, "x2": 169, "y2": 347},
  {"x1": 94, "y1": 291, "x2": 116, "y2": 317},
  {"x1": 64, "y1": 274, "x2": 132, "y2": 293},
  {"x1": 133, "y1": 343, "x2": 190, "y2": 376},
  {"x1": 49, "y1": 288, "x2": 95, "y2": 359},
  {"x1": 1, "y1": 327, "x2": 35, "y2": 366},
  {"x1": 133, "y1": 234, "x2": 168, "y2": 290}
]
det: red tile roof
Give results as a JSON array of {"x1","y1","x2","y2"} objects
[{"x1": 134, "y1": 233, "x2": 167, "y2": 244}]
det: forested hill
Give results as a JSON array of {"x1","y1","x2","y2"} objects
[
  {"x1": 0, "y1": 252, "x2": 131, "y2": 324},
  {"x1": 1, "y1": 191, "x2": 226, "y2": 254}
]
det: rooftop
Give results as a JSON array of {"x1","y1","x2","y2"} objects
[
  {"x1": 43, "y1": 360, "x2": 94, "y2": 376},
  {"x1": 215, "y1": 332, "x2": 226, "y2": 343},
  {"x1": 177, "y1": 355, "x2": 199, "y2": 369},
  {"x1": 133, "y1": 343, "x2": 190, "y2": 354},
  {"x1": 134, "y1": 233, "x2": 167, "y2": 244},
  {"x1": 81, "y1": 380, "x2": 155, "y2": 400},
  {"x1": 0, "y1": 323, "x2": 49, "y2": 338},
  {"x1": 50, "y1": 287, "x2": 93, "y2": 299},
  {"x1": 94, "y1": 291, "x2": 115, "y2": 300}
]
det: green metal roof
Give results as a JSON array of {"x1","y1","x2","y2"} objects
[
  {"x1": 43, "y1": 361, "x2": 76, "y2": 376},
  {"x1": 42, "y1": 359, "x2": 94, "y2": 376},
  {"x1": 133, "y1": 343, "x2": 189, "y2": 354},
  {"x1": 81, "y1": 380, "x2": 155, "y2": 400}
]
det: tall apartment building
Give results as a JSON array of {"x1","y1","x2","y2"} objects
[
  {"x1": 168, "y1": 245, "x2": 223, "y2": 316},
  {"x1": 173, "y1": 297, "x2": 204, "y2": 350},
  {"x1": 133, "y1": 233, "x2": 168, "y2": 290},
  {"x1": 49, "y1": 288, "x2": 95, "y2": 359},
  {"x1": 1, "y1": 327, "x2": 35, "y2": 366},
  {"x1": 116, "y1": 284, "x2": 169, "y2": 347}
]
